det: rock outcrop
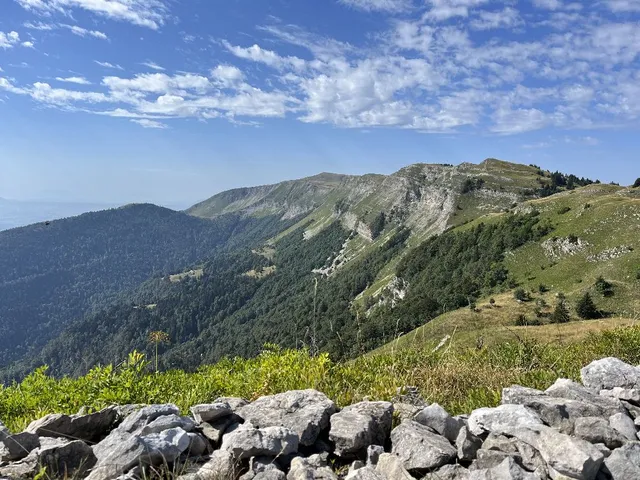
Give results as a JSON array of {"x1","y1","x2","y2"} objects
[{"x1": 3, "y1": 357, "x2": 640, "y2": 479}]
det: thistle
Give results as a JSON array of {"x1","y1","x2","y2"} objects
[{"x1": 148, "y1": 331, "x2": 170, "y2": 373}]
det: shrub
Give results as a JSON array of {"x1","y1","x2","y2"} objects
[
  {"x1": 538, "y1": 284, "x2": 549, "y2": 293},
  {"x1": 557, "y1": 206, "x2": 571, "y2": 215},
  {"x1": 633, "y1": 178, "x2": 640, "y2": 188},
  {"x1": 595, "y1": 276, "x2": 614, "y2": 297},
  {"x1": 551, "y1": 300, "x2": 570, "y2": 323},
  {"x1": 576, "y1": 293, "x2": 599, "y2": 320},
  {"x1": 514, "y1": 288, "x2": 530, "y2": 302},
  {"x1": 489, "y1": 298, "x2": 496, "y2": 306}
]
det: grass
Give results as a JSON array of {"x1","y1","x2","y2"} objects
[{"x1": 3, "y1": 325, "x2": 640, "y2": 434}]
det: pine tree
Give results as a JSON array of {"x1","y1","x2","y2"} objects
[
  {"x1": 551, "y1": 300, "x2": 570, "y2": 323},
  {"x1": 576, "y1": 293, "x2": 599, "y2": 319}
]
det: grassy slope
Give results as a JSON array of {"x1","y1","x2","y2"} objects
[{"x1": 374, "y1": 184, "x2": 640, "y2": 354}]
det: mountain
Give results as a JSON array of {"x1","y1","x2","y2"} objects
[
  {"x1": 2, "y1": 158, "x2": 632, "y2": 381},
  {"x1": 0, "y1": 204, "x2": 293, "y2": 368}
]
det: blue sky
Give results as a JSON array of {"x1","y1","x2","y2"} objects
[{"x1": 0, "y1": 0, "x2": 638, "y2": 208}]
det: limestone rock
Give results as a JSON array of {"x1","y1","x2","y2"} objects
[
  {"x1": 467, "y1": 405, "x2": 543, "y2": 437},
  {"x1": 414, "y1": 403, "x2": 464, "y2": 442},
  {"x1": 609, "y1": 412, "x2": 637, "y2": 441},
  {"x1": 214, "y1": 397, "x2": 250, "y2": 411},
  {"x1": 581, "y1": 357, "x2": 640, "y2": 391},
  {"x1": 38, "y1": 439, "x2": 97, "y2": 479},
  {"x1": 329, "y1": 401, "x2": 393, "y2": 457},
  {"x1": 191, "y1": 402, "x2": 233, "y2": 424},
  {"x1": 176, "y1": 450, "x2": 238, "y2": 480},
  {"x1": 423, "y1": 464, "x2": 471, "y2": 480},
  {"x1": 118, "y1": 404, "x2": 180, "y2": 434},
  {"x1": 390, "y1": 420, "x2": 456, "y2": 473},
  {"x1": 221, "y1": 426, "x2": 298, "y2": 460},
  {"x1": 375, "y1": 453, "x2": 413, "y2": 480},
  {"x1": 366, "y1": 445, "x2": 385, "y2": 466},
  {"x1": 344, "y1": 466, "x2": 384, "y2": 480},
  {"x1": 600, "y1": 387, "x2": 640, "y2": 405},
  {"x1": 287, "y1": 455, "x2": 338, "y2": 480},
  {"x1": 602, "y1": 442, "x2": 640, "y2": 479},
  {"x1": 138, "y1": 427, "x2": 191, "y2": 465},
  {"x1": 573, "y1": 416, "x2": 626, "y2": 449},
  {"x1": 200, "y1": 414, "x2": 241, "y2": 446},
  {"x1": 456, "y1": 426, "x2": 482, "y2": 462},
  {"x1": 186, "y1": 433, "x2": 209, "y2": 457},
  {"x1": 25, "y1": 407, "x2": 118, "y2": 442},
  {"x1": 468, "y1": 457, "x2": 540, "y2": 480},
  {"x1": 139, "y1": 414, "x2": 196, "y2": 435},
  {"x1": 546, "y1": 379, "x2": 625, "y2": 417},
  {"x1": 237, "y1": 390, "x2": 336, "y2": 446},
  {"x1": 0, "y1": 432, "x2": 40, "y2": 462}
]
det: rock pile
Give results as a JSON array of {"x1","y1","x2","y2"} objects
[{"x1": 3, "y1": 357, "x2": 640, "y2": 479}]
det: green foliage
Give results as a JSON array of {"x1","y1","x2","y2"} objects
[
  {"x1": 538, "y1": 172, "x2": 595, "y2": 197},
  {"x1": 5, "y1": 327, "x2": 640, "y2": 433},
  {"x1": 369, "y1": 212, "x2": 387, "y2": 240},
  {"x1": 576, "y1": 293, "x2": 599, "y2": 320},
  {"x1": 551, "y1": 300, "x2": 571, "y2": 323},
  {"x1": 461, "y1": 177, "x2": 486, "y2": 194},
  {"x1": 595, "y1": 276, "x2": 614, "y2": 297},
  {"x1": 557, "y1": 206, "x2": 572, "y2": 215},
  {"x1": 538, "y1": 284, "x2": 549, "y2": 293},
  {"x1": 514, "y1": 288, "x2": 530, "y2": 302},
  {"x1": 633, "y1": 178, "x2": 640, "y2": 188}
]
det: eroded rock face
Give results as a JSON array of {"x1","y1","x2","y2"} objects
[{"x1": 237, "y1": 390, "x2": 336, "y2": 446}]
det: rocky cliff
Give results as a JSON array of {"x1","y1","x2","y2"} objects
[{"x1": 2, "y1": 356, "x2": 640, "y2": 479}]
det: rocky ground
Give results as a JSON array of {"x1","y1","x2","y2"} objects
[{"x1": 3, "y1": 357, "x2": 640, "y2": 480}]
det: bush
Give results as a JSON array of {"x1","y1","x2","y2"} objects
[
  {"x1": 551, "y1": 300, "x2": 570, "y2": 323},
  {"x1": 489, "y1": 298, "x2": 496, "y2": 306},
  {"x1": 514, "y1": 288, "x2": 530, "y2": 302},
  {"x1": 557, "y1": 206, "x2": 571, "y2": 215},
  {"x1": 576, "y1": 293, "x2": 599, "y2": 320},
  {"x1": 595, "y1": 276, "x2": 614, "y2": 297},
  {"x1": 538, "y1": 284, "x2": 549, "y2": 293},
  {"x1": 633, "y1": 178, "x2": 640, "y2": 188}
]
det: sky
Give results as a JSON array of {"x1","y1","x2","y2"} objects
[{"x1": 0, "y1": 0, "x2": 638, "y2": 209}]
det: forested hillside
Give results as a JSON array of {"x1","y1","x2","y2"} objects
[
  {"x1": 0, "y1": 204, "x2": 295, "y2": 368},
  {"x1": 2, "y1": 159, "x2": 634, "y2": 383}
]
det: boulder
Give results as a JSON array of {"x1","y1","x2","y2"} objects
[
  {"x1": 366, "y1": 445, "x2": 385, "y2": 466},
  {"x1": 423, "y1": 464, "x2": 471, "y2": 479},
  {"x1": 390, "y1": 420, "x2": 457, "y2": 473},
  {"x1": 473, "y1": 449, "x2": 514, "y2": 470},
  {"x1": 118, "y1": 404, "x2": 180, "y2": 434},
  {"x1": 0, "y1": 432, "x2": 40, "y2": 462},
  {"x1": 344, "y1": 466, "x2": 384, "y2": 480},
  {"x1": 375, "y1": 453, "x2": 413, "y2": 480},
  {"x1": 215, "y1": 397, "x2": 250, "y2": 411},
  {"x1": 414, "y1": 403, "x2": 464, "y2": 442},
  {"x1": 329, "y1": 401, "x2": 393, "y2": 458},
  {"x1": 573, "y1": 417, "x2": 626, "y2": 449},
  {"x1": 609, "y1": 412, "x2": 637, "y2": 441},
  {"x1": 600, "y1": 387, "x2": 640, "y2": 405},
  {"x1": 500, "y1": 424, "x2": 604, "y2": 480},
  {"x1": 456, "y1": 426, "x2": 482, "y2": 462},
  {"x1": 200, "y1": 414, "x2": 241, "y2": 446},
  {"x1": 221, "y1": 426, "x2": 298, "y2": 460},
  {"x1": 393, "y1": 403, "x2": 423, "y2": 423},
  {"x1": 25, "y1": 407, "x2": 118, "y2": 442},
  {"x1": 0, "y1": 455, "x2": 39, "y2": 479},
  {"x1": 502, "y1": 385, "x2": 608, "y2": 433},
  {"x1": 240, "y1": 456, "x2": 285, "y2": 480},
  {"x1": 480, "y1": 433, "x2": 546, "y2": 475},
  {"x1": 139, "y1": 414, "x2": 196, "y2": 435},
  {"x1": 287, "y1": 455, "x2": 338, "y2": 480},
  {"x1": 186, "y1": 433, "x2": 209, "y2": 457},
  {"x1": 38, "y1": 439, "x2": 97, "y2": 479},
  {"x1": 602, "y1": 442, "x2": 640, "y2": 479},
  {"x1": 176, "y1": 449, "x2": 238, "y2": 480},
  {"x1": 468, "y1": 457, "x2": 540, "y2": 480},
  {"x1": 581, "y1": 358, "x2": 640, "y2": 391},
  {"x1": 467, "y1": 405, "x2": 543, "y2": 437},
  {"x1": 191, "y1": 402, "x2": 233, "y2": 424},
  {"x1": 237, "y1": 390, "x2": 336, "y2": 446},
  {"x1": 546, "y1": 379, "x2": 625, "y2": 416}
]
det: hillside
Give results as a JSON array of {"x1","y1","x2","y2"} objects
[
  {"x1": 0, "y1": 205, "x2": 293, "y2": 369},
  {"x1": 2, "y1": 159, "x2": 629, "y2": 382}
]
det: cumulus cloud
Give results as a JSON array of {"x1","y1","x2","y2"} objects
[
  {"x1": 424, "y1": 0, "x2": 489, "y2": 21},
  {"x1": 15, "y1": 0, "x2": 168, "y2": 29},
  {"x1": 470, "y1": 7, "x2": 522, "y2": 30},
  {"x1": 0, "y1": 31, "x2": 21, "y2": 49}
]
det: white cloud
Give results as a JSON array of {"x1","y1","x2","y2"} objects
[
  {"x1": 606, "y1": 0, "x2": 640, "y2": 11},
  {"x1": 223, "y1": 41, "x2": 307, "y2": 71},
  {"x1": 61, "y1": 24, "x2": 108, "y2": 40},
  {"x1": 424, "y1": 0, "x2": 488, "y2": 21},
  {"x1": 492, "y1": 107, "x2": 548, "y2": 134},
  {"x1": 470, "y1": 7, "x2": 522, "y2": 30},
  {"x1": 15, "y1": 0, "x2": 168, "y2": 29},
  {"x1": 56, "y1": 76, "x2": 91, "y2": 85},
  {"x1": 532, "y1": 0, "x2": 563, "y2": 10},
  {"x1": 141, "y1": 61, "x2": 165, "y2": 71},
  {"x1": 0, "y1": 31, "x2": 20, "y2": 49},
  {"x1": 23, "y1": 22, "x2": 55, "y2": 31},
  {"x1": 131, "y1": 119, "x2": 168, "y2": 128},
  {"x1": 95, "y1": 61, "x2": 124, "y2": 70},
  {"x1": 211, "y1": 65, "x2": 245, "y2": 86},
  {"x1": 22, "y1": 41, "x2": 35, "y2": 48},
  {"x1": 339, "y1": 0, "x2": 410, "y2": 12}
]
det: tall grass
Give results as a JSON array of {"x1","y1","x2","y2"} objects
[{"x1": 2, "y1": 327, "x2": 640, "y2": 432}]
